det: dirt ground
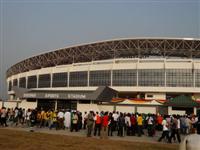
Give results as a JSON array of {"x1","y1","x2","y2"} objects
[{"x1": 0, "y1": 129, "x2": 178, "y2": 150}]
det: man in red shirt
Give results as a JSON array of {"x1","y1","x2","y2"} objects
[
  {"x1": 100, "y1": 111, "x2": 109, "y2": 139},
  {"x1": 130, "y1": 114, "x2": 136, "y2": 136},
  {"x1": 94, "y1": 112, "x2": 101, "y2": 136},
  {"x1": 157, "y1": 115, "x2": 163, "y2": 131}
]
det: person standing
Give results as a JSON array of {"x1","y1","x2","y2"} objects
[
  {"x1": 57, "y1": 110, "x2": 64, "y2": 130},
  {"x1": 94, "y1": 112, "x2": 101, "y2": 136},
  {"x1": 158, "y1": 115, "x2": 170, "y2": 142},
  {"x1": 87, "y1": 110, "x2": 94, "y2": 137},
  {"x1": 118, "y1": 113, "x2": 125, "y2": 137},
  {"x1": 130, "y1": 114, "x2": 137, "y2": 136},
  {"x1": 169, "y1": 115, "x2": 181, "y2": 143},
  {"x1": 137, "y1": 114, "x2": 143, "y2": 137},
  {"x1": 64, "y1": 110, "x2": 71, "y2": 129},
  {"x1": 71, "y1": 111, "x2": 78, "y2": 132},
  {"x1": 1, "y1": 107, "x2": 8, "y2": 127},
  {"x1": 101, "y1": 111, "x2": 109, "y2": 139},
  {"x1": 83, "y1": 111, "x2": 88, "y2": 130}
]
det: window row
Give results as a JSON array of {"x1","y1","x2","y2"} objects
[{"x1": 8, "y1": 69, "x2": 200, "y2": 90}]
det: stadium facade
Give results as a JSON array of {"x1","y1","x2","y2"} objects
[{"x1": 5, "y1": 38, "x2": 200, "y2": 115}]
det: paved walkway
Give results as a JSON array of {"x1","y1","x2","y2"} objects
[{"x1": 1, "y1": 126, "x2": 183, "y2": 145}]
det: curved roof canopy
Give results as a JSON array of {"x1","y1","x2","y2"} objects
[{"x1": 7, "y1": 38, "x2": 200, "y2": 77}]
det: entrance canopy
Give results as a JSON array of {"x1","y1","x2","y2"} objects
[
  {"x1": 165, "y1": 95, "x2": 200, "y2": 108},
  {"x1": 13, "y1": 86, "x2": 118, "y2": 102}
]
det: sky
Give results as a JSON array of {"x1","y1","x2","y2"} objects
[{"x1": 0, "y1": 0, "x2": 200, "y2": 100}]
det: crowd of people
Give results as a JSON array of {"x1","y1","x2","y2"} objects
[{"x1": 1, "y1": 106, "x2": 200, "y2": 143}]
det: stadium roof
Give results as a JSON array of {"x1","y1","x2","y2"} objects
[{"x1": 7, "y1": 38, "x2": 200, "y2": 77}]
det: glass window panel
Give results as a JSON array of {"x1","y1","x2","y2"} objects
[
  {"x1": 89, "y1": 70, "x2": 111, "y2": 86},
  {"x1": 69, "y1": 71, "x2": 88, "y2": 87},
  {"x1": 166, "y1": 69, "x2": 193, "y2": 87},
  {"x1": 113, "y1": 69, "x2": 137, "y2": 86},
  {"x1": 13, "y1": 79, "x2": 18, "y2": 86},
  {"x1": 52, "y1": 72, "x2": 68, "y2": 87},
  {"x1": 27, "y1": 75, "x2": 37, "y2": 88},
  {"x1": 19, "y1": 77, "x2": 26, "y2": 88},
  {"x1": 195, "y1": 69, "x2": 200, "y2": 87},
  {"x1": 138, "y1": 69, "x2": 165, "y2": 86},
  {"x1": 38, "y1": 74, "x2": 51, "y2": 88},
  {"x1": 8, "y1": 81, "x2": 12, "y2": 91}
]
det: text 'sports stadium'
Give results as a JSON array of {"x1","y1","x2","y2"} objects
[{"x1": 5, "y1": 38, "x2": 200, "y2": 115}]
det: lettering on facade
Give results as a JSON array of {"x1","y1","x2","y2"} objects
[
  {"x1": 23, "y1": 93, "x2": 36, "y2": 98},
  {"x1": 44, "y1": 93, "x2": 59, "y2": 99},
  {"x1": 67, "y1": 94, "x2": 86, "y2": 99}
]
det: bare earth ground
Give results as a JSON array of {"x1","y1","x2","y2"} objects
[{"x1": 0, "y1": 128, "x2": 178, "y2": 150}]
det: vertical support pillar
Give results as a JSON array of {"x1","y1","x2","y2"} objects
[
  {"x1": 87, "y1": 70, "x2": 90, "y2": 87},
  {"x1": 136, "y1": 59, "x2": 139, "y2": 86},
  {"x1": 111, "y1": 70, "x2": 113, "y2": 87},
  {"x1": 50, "y1": 73, "x2": 53, "y2": 88},
  {"x1": 37, "y1": 74, "x2": 39, "y2": 88},
  {"x1": 25, "y1": 76, "x2": 28, "y2": 89},
  {"x1": 164, "y1": 59, "x2": 166, "y2": 87},
  {"x1": 67, "y1": 72, "x2": 70, "y2": 87},
  {"x1": 194, "y1": 107, "x2": 197, "y2": 115},
  {"x1": 55, "y1": 100, "x2": 57, "y2": 111}
]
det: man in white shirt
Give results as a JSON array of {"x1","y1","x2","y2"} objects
[
  {"x1": 64, "y1": 110, "x2": 71, "y2": 129},
  {"x1": 112, "y1": 111, "x2": 119, "y2": 131},
  {"x1": 57, "y1": 110, "x2": 64, "y2": 130},
  {"x1": 158, "y1": 115, "x2": 170, "y2": 142}
]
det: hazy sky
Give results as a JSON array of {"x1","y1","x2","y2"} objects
[{"x1": 0, "y1": 0, "x2": 200, "y2": 99}]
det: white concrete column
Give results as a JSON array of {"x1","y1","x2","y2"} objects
[
  {"x1": 36, "y1": 74, "x2": 39, "y2": 88},
  {"x1": 164, "y1": 59, "x2": 166, "y2": 87},
  {"x1": 194, "y1": 107, "x2": 197, "y2": 115},
  {"x1": 87, "y1": 70, "x2": 90, "y2": 87},
  {"x1": 111, "y1": 70, "x2": 113, "y2": 86},
  {"x1": 55, "y1": 100, "x2": 57, "y2": 111},
  {"x1": 136, "y1": 59, "x2": 139, "y2": 86},
  {"x1": 67, "y1": 72, "x2": 70, "y2": 87},
  {"x1": 50, "y1": 73, "x2": 53, "y2": 87}
]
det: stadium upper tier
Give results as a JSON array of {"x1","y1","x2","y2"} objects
[{"x1": 7, "y1": 38, "x2": 200, "y2": 77}]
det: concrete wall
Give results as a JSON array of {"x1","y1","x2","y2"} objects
[
  {"x1": 1, "y1": 100, "x2": 37, "y2": 110},
  {"x1": 98, "y1": 105, "x2": 114, "y2": 112},
  {"x1": 3, "y1": 101, "x2": 18, "y2": 109},
  {"x1": 18, "y1": 100, "x2": 37, "y2": 110},
  {"x1": 77, "y1": 103, "x2": 100, "y2": 114},
  {"x1": 137, "y1": 106, "x2": 156, "y2": 114},
  {"x1": 116, "y1": 105, "x2": 135, "y2": 113}
]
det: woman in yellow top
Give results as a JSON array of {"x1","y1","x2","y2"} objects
[{"x1": 137, "y1": 114, "x2": 143, "y2": 137}]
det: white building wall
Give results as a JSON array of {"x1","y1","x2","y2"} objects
[
  {"x1": 116, "y1": 105, "x2": 135, "y2": 113},
  {"x1": 138, "y1": 61, "x2": 164, "y2": 69},
  {"x1": 194, "y1": 62, "x2": 200, "y2": 69},
  {"x1": 165, "y1": 60, "x2": 192, "y2": 69},
  {"x1": 137, "y1": 106, "x2": 156, "y2": 114},
  {"x1": 3, "y1": 101, "x2": 18, "y2": 109},
  {"x1": 18, "y1": 100, "x2": 37, "y2": 110},
  {"x1": 98, "y1": 105, "x2": 114, "y2": 112},
  {"x1": 77, "y1": 103, "x2": 100, "y2": 114}
]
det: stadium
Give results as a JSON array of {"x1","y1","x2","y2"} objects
[{"x1": 4, "y1": 38, "x2": 200, "y2": 115}]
